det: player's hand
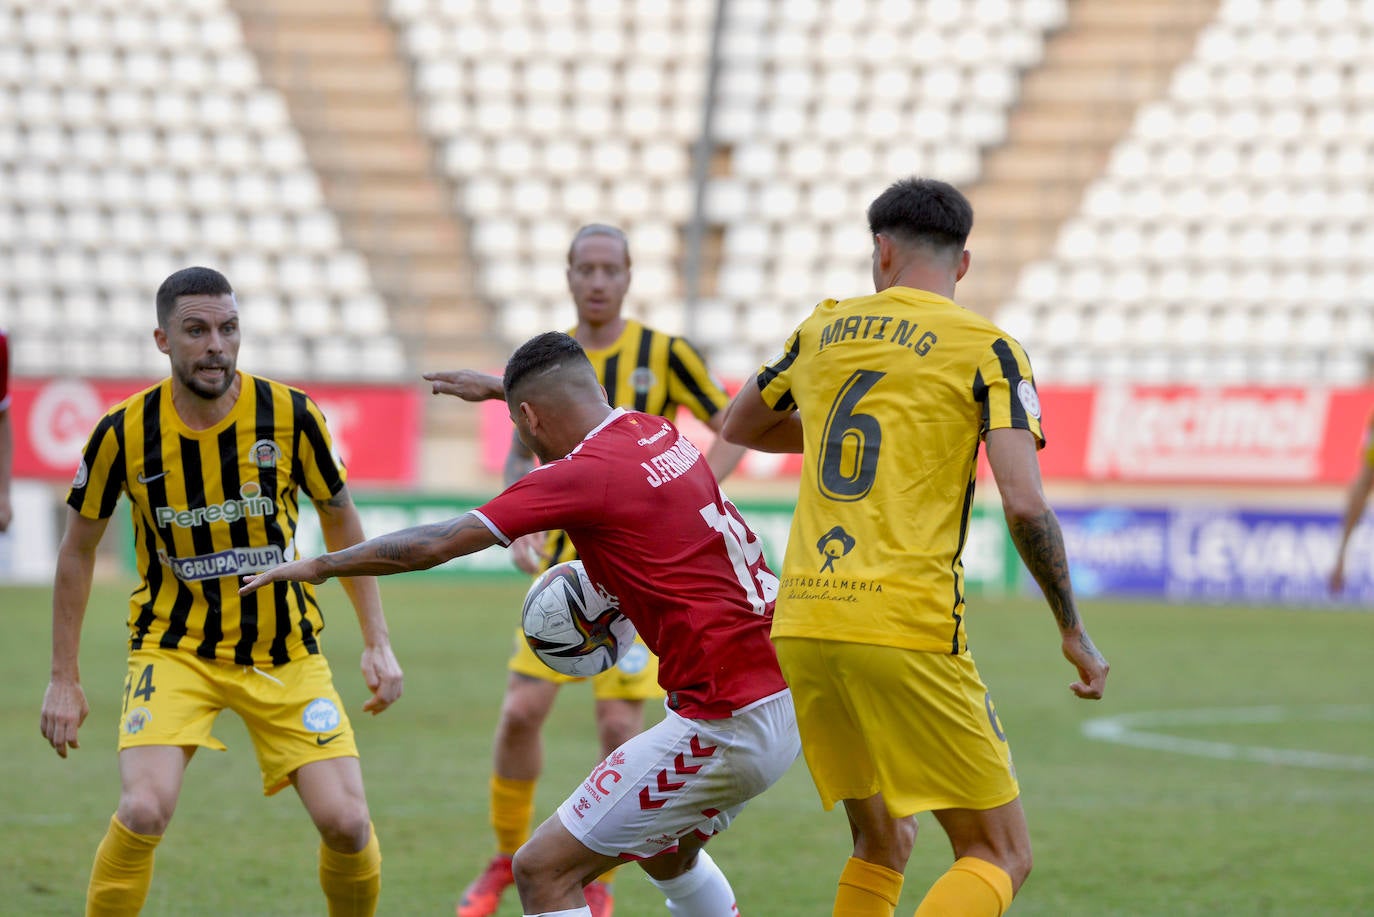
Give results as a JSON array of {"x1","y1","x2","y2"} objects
[
  {"x1": 40, "y1": 679, "x2": 89, "y2": 758},
  {"x1": 359, "y1": 642, "x2": 404, "y2": 715},
  {"x1": 423, "y1": 369, "x2": 503, "y2": 402},
  {"x1": 1062, "y1": 629, "x2": 1109, "y2": 700},
  {"x1": 509, "y1": 532, "x2": 550, "y2": 575},
  {"x1": 1329, "y1": 560, "x2": 1346, "y2": 595},
  {"x1": 239, "y1": 558, "x2": 326, "y2": 595}
]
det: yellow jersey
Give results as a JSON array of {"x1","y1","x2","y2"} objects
[
  {"x1": 68, "y1": 372, "x2": 345, "y2": 666},
  {"x1": 755, "y1": 286, "x2": 1044, "y2": 654}
]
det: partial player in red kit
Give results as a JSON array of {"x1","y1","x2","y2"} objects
[{"x1": 243, "y1": 331, "x2": 800, "y2": 917}]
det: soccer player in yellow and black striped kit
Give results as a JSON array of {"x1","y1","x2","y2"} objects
[
  {"x1": 424, "y1": 224, "x2": 745, "y2": 917},
  {"x1": 39, "y1": 266, "x2": 403, "y2": 917},
  {"x1": 724, "y1": 178, "x2": 1110, "y2": 917}
]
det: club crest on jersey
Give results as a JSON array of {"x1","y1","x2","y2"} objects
[
  {"x1": 302, "y1": 698, "x2": 341, "y2": 733},
  {"x1": 123, "y1": 706, "x2": 152, "y2": 735},
  {"x1": 816, "y1": 525, "x2": 856, "y2": 573},
  {"x1": 631, "y1": 366, "x2": 655, "y2": 395},
  {"x1": 250, "y1": 439, "x2": 281, "y2": 469},
  {"x1": 1016, "y1": 379, "x2": 1042, "y2": 420}
]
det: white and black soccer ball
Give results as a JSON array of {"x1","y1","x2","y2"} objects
[{"x1": 521, "y1": 560, "x2": 637, "y2": 677}]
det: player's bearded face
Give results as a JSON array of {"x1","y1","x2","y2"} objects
[{"x1": 162, "y1": 294, "x2": 241, "y2": 400}]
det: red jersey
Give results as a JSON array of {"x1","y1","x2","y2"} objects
[{"x1": 473, "y1": 408, "x2": 787, "y2": 719}]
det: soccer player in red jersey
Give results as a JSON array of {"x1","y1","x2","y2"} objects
[{"x1": 243, "y1": 331, "x2": 799, "y2": 917}]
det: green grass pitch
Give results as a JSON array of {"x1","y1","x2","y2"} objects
[{"x1": 4, "y1": 579, "x2": 1373, "y2": 915}]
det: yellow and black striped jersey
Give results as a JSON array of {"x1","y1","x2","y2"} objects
[
  {"x1": 755, "y1": 286, "x2": 1044, "y2": 655},
  {"x1": 67, "y1": 372, "x2": 345, "y2": 666},
  {"x1": 540, "y1": 319, "x2": 731, "y2": 568}
]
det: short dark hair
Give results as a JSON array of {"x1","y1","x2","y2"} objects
[
  {"x1": 503, "y1": 331, "x2": 593, "y2": 399},
  {"x1": 567, "y1": 224, "x2": 631, "y2": 268},
  {"x1": 866, "y1": 177, "x2": 973, "y2": 252},
  {"x1": 156, "y1": 266, "x2": 234, "y2": 327}
]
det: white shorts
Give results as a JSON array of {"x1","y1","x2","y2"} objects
[{"x1": 557, "y1": 690, "x2": 799, "y2": 860}]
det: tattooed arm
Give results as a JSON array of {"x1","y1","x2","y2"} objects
[
  {"x1": 240, "y1": 512, "x2": 501, "y2": 594},
  {"x1": 985, "y1": 428, "x2": 1110, "y2": 700}
]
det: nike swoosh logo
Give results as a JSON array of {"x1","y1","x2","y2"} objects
[
  {"x1": 137, "y1": 470, "x2": 169, "y2": 484},
  {"x1": 315, "y1": 733, "x2": 344, "y2": 746}
]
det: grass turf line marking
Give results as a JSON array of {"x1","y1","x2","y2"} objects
[{"x1": 1081, "y1": 704, "x2": 1374, "y2": 772}]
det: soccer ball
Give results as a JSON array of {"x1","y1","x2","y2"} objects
[{"x1": 521, "y1": 560, "x2": 637, "y2": 677}]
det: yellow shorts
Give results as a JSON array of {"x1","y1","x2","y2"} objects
[
  {"x1": 118, "y1": 649, "x2": 358, "y2": 796},
  {"x1": 774, "y1": 637, "x2": 1019, "y2": 818},
  {"x1": 507, "y1": 627, "x2": 662, "y2": 701}
]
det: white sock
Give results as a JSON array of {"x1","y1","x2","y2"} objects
[
  {"x1": 523, "y1": 908, "x2": 591, "y2": 917},
  {"x1": 646, "y1": 849, "x2": 739, "y2": 916}
]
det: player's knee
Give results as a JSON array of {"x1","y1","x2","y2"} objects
[
  {"x1": 314, "y1": 805, "x2": 373, "y2": 853},
  {"x1": 116, "y1": 789, "x2": 175, "y2": 836},
  {"x1": 509, "y1": 844, "x2": 552, "y2": 895}
]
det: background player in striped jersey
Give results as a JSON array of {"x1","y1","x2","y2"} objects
[
  {"x1": 39, "y1": 267, "x2": 404, "y2": 917},
  {"x1": 242, "y1": 330, "x2": 798, "y2": 917},
  {"x1": 424, "y1": 224, "x2": 744, "y2": 917},
  {"x1": 723, "y1": 178, "x2": 1110, "y2": 917},
  {"x1": 0, "y1": 327, "x2": 12, "y2": 532}
]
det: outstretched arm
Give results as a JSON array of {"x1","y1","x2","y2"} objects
[
  {"x1": 720, "y1": 384, "x2": 804, "y2": 454},
  {"x1": 1330, "y1": 462, "x2": 1374, "y2": 594},
  {"x1": 703, "y1": 408, "x2": 748, "y2": 482},
  {"x1": 985, "y1": 427, "x2": 1109, "y2": 700},
  {"x1": 314, "y1": 485, "x2": 403, "y2": 715},
  {"x1": 424, "y1": 369, "x2": 505, "y2": 402},
  {"x1": 40, "y1": 508, "x2": 108, "y2": 757},
  {"x1": 241, "y1": 512, "x2": 502, "y2": 594}
]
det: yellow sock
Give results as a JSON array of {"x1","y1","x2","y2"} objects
[
  {"x1": 834, "y1": 856, "x2": 903, "y2": 916},
  {"x1": 319, "y1": 822, "x2": 382, "y2": 917},
  {"x1": 86, "y1": 814, "x2": 161, "y2": 917},
  {"x1": 490, "y1": 775, "x2": 536, "y2": 855},
  {"x1": 913, "y1": 856, "x2": 1013, "y2": 917}
]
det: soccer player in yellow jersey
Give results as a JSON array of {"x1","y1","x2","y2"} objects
[
  {"x1": 39, "y1": 267, "x2": 404, "y2": 917},
  {"x1": 425, "y1": 224, "x2": 745, "y2": 917},
  {"x1": 723, "y1": 178, "x2": 1110, "y2": 917},
  {"x1": 1329, "y1": 412, "x2": 1374, "y2": 593}
]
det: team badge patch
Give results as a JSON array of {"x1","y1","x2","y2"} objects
[
  {"x1": 302, "y1": 698, "x2": 341, "y2": 733},
  {"x1": 72, "y1": 459, "x2": 88, "y2": 489},
  {"x1": 615, "y1": 642, "x2": 650, "y2": 675},
  {"x1": 123, "y1": 706, "x2": 152, "y2": 735},
  {"x1": 1016, "y1": 379, "x2": 1042, "y2": 420},
  {"x1": 249, "y1": 439, "x2": 281, "y2": 469},
  {"x1": 631, "y1": 366, "x2": 656, "y2": 395}
]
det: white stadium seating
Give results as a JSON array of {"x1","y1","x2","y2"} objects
[{"x1": 0, "y1": 0, "x2": 400, "y2": 380}]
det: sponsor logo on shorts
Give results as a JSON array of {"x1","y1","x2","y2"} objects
[
  {"x1": 816, "y1": 525, "x2": 856, "y2": 573},
  {"x1": 162, "y1": 544, "x2": 287, "y2": 581},
  {"x1": 123, "y1": 706, "x2": 151, "y2": 735},
  {"x1": 572, "y1": 796, "x2": 591, "y2": 819},
  {"x1": 302, "y1": 698, "x2": 341, "y2": 733},
  {"x1": 586, "y1": 751, "x2": 626, "y2": 800},
  {"x1": 615, "y1": 642, "x2": 650, "y2": 675},
  {"x1": 316, "y1": 733, "x2": 344, "y2": 746}
]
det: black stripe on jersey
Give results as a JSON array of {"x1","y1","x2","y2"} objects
[
  {"x1": 130, "y1": 512, "x2": 162, "y2": 649},
  {"x1": 632, "y1": 327, "x2": 654, "y2": 412},
  {"x1": 99, "y1": 411, "x2": 127, "y2": 517},
  {"x1": 668, "y1": 345, "x2": 725, "y2": 418},
  {"x1": 216, "y1": 424, "x2": 258, "y2": 665},
  {"x1": 759, "y1": 337, "x2": 800, "y2": 413},
  {"x1": 253, "y1": 378, "x2": 287, "y2": 554},
  {"x1": 269, "y1": 580, "x2": 292, "y2": 664},
  {"x1": 180, "y1": 435, "x2": 225, "y2": 659},
  {"x1": 141, "y1": 393, "x2": 196, "y2": 652},
  {"x1": 973, "y1": 368, "x2": 990, "y2": 431},
  {"x1": 991, "y1": 339, "x2": 1027, "y2": 428},
  {"x1": 602, "y1": 353, "x2": 621, "y2": 408},
  {"x1": 299, "y1": 584, "x2": 321, "y2": 654},
  {"x1": 293, "y1": 389, "x2": 344, "y2": 496},
  {"x1": 947, "y1": 460, "x2": 979, "y2": 655}
]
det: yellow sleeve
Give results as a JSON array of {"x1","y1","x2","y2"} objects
[
  {"x1": 67, "y1": 410, "x2": 126, "y2": 519},
  {"x1": 665, "y1": 335, "x2": 732, "y2": 422},
  {"x1": 975, "y1": 336, "x2": 1045, "y2": 446},
  {"x1": 295, "y1": 393, "x2": 347, "y2": 501}
]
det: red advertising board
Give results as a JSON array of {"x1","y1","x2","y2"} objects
[
  {"x1": 10, "y1": 377, "x2": 421, "y2": 485},
  {"x1": 478, "y1": 382, "x2": 1374, "y2": 486}
]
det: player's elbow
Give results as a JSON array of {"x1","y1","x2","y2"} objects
[{"x1": 999, "y1": 487, "x2": 1049, "y2": 526}]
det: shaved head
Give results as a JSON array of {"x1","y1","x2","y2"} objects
[{"x1": 503, "y1": 331, "x2": 601, "y2": 407}]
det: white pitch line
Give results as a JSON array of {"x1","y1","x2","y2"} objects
[{"x1": 1080, "y1": 705, "x2": 1374, "y2": 772}]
